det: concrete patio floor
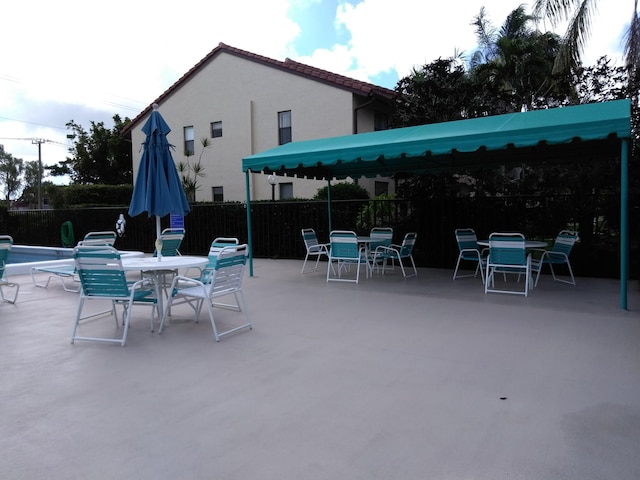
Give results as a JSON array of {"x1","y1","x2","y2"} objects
[{"x1": 1, "y1": 259, "x2": 639, "y2": 480}]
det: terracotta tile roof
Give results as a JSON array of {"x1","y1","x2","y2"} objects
[{"x1": 125, "y1": 42, "x2": 396, "y2": 131}]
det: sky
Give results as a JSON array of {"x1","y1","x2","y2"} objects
[{"x1": 0, "y1": 0, "x2": 633, "y2": 181}]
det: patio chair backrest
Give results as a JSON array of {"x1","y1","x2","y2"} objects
[
  {"x1": 329, "y1": 230, "x2": 359, "y2": 259},
  {"x1": 204, "y1": 244, "x2": 248, "y2": 296},
  {"x1": 153, "y1": 228, "x2": 185, "y2": 257},
  {"x1": 369, "y1": 227, "x2": 393, "y2": 250},
  {"x1": 488, "y1": 233, "x2": 526, "y2": 266},
  {"x1": 199, "y1": 237, "x2": 240, "y2": 282},
  {"x1": 74, "y1": 245, "x2": 130, "y2": 298},
  {"x1": 209, "y1": 237, "x2": 239, "y2": 257},
  {"x1": 455, "y1": 228, "x2": 481, "y2": 260},
  {"x1": 302, "y1": 228, "x2": 322, "y2": 251},
  {"x1": 82, "y1": 231, "x2": 117, "y2": 247},
  {"x1": 0, "y1": 235, "x2": 13, "y2": 278},
  {"x1": 550, "y1": 230, "x2": 578, "y2": 257},
  {"x1": 399, "y1": 232, "x2": 417, "y2": 257}
]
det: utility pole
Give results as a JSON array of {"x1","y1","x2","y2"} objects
[{"x1": 31, "y1": 139, "x2": 45, "y2": 209}]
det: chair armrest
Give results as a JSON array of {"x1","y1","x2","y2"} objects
[
  {"x1": 540, "y1": 251, "x2": 569, "y2": 263},
  {"x1": 169, "y1": 274, "x2": 206, "y2": 290},
  {"x1": 374, "y1": 244, "x2": 399, "y2": 255}
]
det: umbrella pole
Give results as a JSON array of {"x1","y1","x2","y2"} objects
[{"x1": 155, "y1": 216, "x2": 162, "y2": 261}]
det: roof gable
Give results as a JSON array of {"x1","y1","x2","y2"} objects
[{"x1": 125, "y1": 43, "x2": 396, "y2": 132}]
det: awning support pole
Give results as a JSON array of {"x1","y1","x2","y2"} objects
[
  {"x1": 245, "y1": 170, "x2": 254, "y2": 277},
  {"x1": 327, "y1": 179, "x2": 332, "y2": 232},
  {"x1": 620, "y1": 139, "x2": 629, "y2": 310}
]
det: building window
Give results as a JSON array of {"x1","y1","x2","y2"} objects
[
  {"x1": 374, "y1": 112, "x2": 388, "y2": 131},
  {"x1": 184, "y1": 126, "x2": 194, "y2": 155},
  {"x1": 279, "y1": 182, "x2": 293, "y2": 199},
  {"x1": 211, "y1": 121, "x2": 222, "y2": 138},
  {"x1": 374, "y1": 181, "x2": 389, "y2": 196},
  {"x1": 212, "y1": 186, "x2": 224, "y2": 202},
  {"x1": 278, "y1": 110, "x2": 292, "y2": 145}
]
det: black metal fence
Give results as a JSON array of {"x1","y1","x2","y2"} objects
[{"x1": 1, "y1": 194, "x2": 635, "y2": 279}]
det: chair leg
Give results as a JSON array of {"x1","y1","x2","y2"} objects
[
  {"x1": 0, "y1": 282, "x2": 19, "y2": 304},
  {"x1": 408, "y1": 256, "x2": 418, "y2": 278},
  {"x1": 301, "y1": 253, "x2": 310, "y2": 273},
  {"x1": 205, "y1": 302, "x2": 220, "y2": 342},
  {"x1": 452, "y1": 256, "x2": 463, "y2": 280}
]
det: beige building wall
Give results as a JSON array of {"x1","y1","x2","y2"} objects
[{"x1": 131, "y1": 50, "x2": 392, "y2": 202}]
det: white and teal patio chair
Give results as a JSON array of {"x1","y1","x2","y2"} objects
[
  {"x1": 327, "y1": 230, "x2": 371, "y2": 283},
  {"x1": 32, "y1": 231, "x2": 118, "y2": 293},
  {"x1": 530, "y1": 230, "x2": 578, "y2": 287},
  {"x1": 146, "y1": 228, "x2": 187, "y2": 296},
  {"x1": 31, "y1": 263, "x2": 80, "y2": 293},
  {"x1": 484, "y1": 232, "x2": 532, "y2": 297},
  {"x1": 367, "y1": 227, "x2": 393, "y2": 272},
  {"x1": 153, "y1": 228, "x2": 185, "y2": 257},
  {"x1": 81, "y1": 231, "x2": 117, "y2": 247},
  {"x1": 301, "y1": 228, "x2": 329, "y2": 274},
  {"x1": 159, "y1": 244, "x2": 251, "y2": 341},
  {"x1": 453, "y1": 228, "x2": 488, "y2": 284},
  {"x1": 372, "y1": 232, "x2": 418, "y2": 278},
  {"x1": 198, "y1": 237, "x2": 240, "y2": 282},
  {"x1": 0, "y1": 235, "x2": 19, "y2": 304},
  {"x1": 71, "y1": 245, "x2": 158, "y2": 347}
]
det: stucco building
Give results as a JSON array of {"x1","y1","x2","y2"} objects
[{"x1": 125, "y1": 43, "x2": 396, "y2": 202}]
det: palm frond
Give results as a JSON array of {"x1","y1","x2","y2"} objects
[
  {"x1": 624, "y1": 0, "x2": 640, "y2": 70},
  {"x1": 549, "y1": 0, "x2": 597, "y2": 73}
]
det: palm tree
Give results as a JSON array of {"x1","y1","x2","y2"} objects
[
  {"x1": 533, "y1": 0, "x2": 640, "y2": 73},
  {"x1": 470, "y1": 6, "x2": 570, "y2": 112}
]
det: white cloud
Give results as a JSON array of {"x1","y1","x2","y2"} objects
[
  {"x1": 0, "y1": 0, "x2": 633, "y2": 171},
  {"x1": 302, "y1": 0, "x2": 630, "y2": 83}
]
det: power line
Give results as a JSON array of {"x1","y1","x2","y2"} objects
[
  {"x1": 0, "y1": 115, "x2": 68, "y2": 131},
  {"x1": 0, "y1": 137, "x2": 68, "y2": 146}
]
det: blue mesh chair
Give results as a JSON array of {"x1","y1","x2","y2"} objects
[
  {"x1": 453, "y1": 228, "x2": 487, "y2": 284},
  {"x1": 531, "y1": 230, "x2": 578, "y2": 286},
  {"x1": 485, "y1": 232, "x2": 532, "y2": 297},
  {"x1": 372, "y1": 232, "x2": 418, "y2": 278},
  {"x1": 326, "y1": 230, "x2": 370, "y2": 283},
  {"x1": 301, "y1": 228, "x2": 329, "y2": 274},
  {"x1": 368, "y1": 227, "x2": 393, "y2": 272}
]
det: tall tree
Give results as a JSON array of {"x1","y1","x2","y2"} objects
[
  {"x1": 470, "y1": 5, "x2": 574, "y2": 112},
  {"x1": 390, "y1": 56, "x2": 477, "y2": 127},
  {"x1": 0, "y1": 145, "x2": 24, "y2": 202},
  {"x1": 49, "y1": 114, "x2": 132, "y2": 185},
  {"x1": 533, "y1": 0, "x2": 640, "y2": 73}
]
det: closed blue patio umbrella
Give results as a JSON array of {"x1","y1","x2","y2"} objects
[{"x1": 129, "y1": 104, "x2": 190, "y2": 259}]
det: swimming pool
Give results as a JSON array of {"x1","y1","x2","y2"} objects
[{"x1": 5, "y1": 245, "x2": 145, "y2": 276}]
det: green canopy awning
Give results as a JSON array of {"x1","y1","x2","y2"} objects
[
  {"x1": 243, "y1": 100, "x2": 630, "y2": 179},
  {"x1": 242, "y1": 99, "x2": 632, "y2": 308}
]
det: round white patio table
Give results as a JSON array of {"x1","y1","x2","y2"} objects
[
  {"x1": 477, "y1": 239, "x2": 547, "y2": 248},
  {"x1": 121, "y1": 255, "x2": 209, "y2": 321}
]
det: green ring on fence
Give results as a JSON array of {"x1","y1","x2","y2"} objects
[{"x1": 61, "y1": 221, "x2": 75, "y2": 247}]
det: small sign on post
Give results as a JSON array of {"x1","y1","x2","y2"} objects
[{"x1": 170, "y1": 214, "x2": 184, "y2": 231}]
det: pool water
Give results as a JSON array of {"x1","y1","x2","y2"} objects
[
  {"x1": 7, "y1": 250, "x2": 73, "y2": 264},
  {"x1": 5, "y1": 245, "x2": 145, "y2": 276}
]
